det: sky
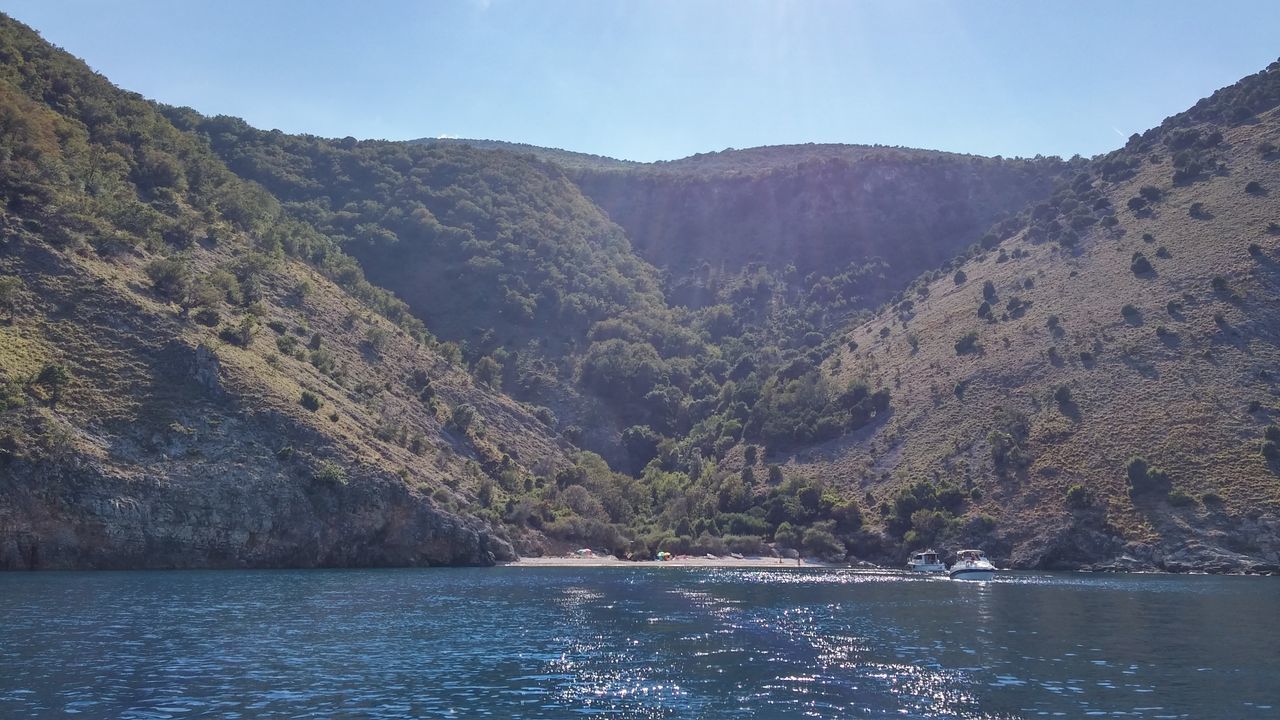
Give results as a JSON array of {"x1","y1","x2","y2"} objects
[{"x1": 6, "y1": 0, "x2": 1280, "y2": 162}]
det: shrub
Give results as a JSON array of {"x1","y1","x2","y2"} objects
[
  {"x1": 1142, "y1": 232, "x2": 1155, "y2": 243},
  {"x1": 144, "y1": 256, "x2": 193, "y2": 301},
  {"x1": 955, "y1": 331, "x2": 980, "y2": 355},
  {"x1": 450, "y1": 403, "x2": 477, "y2": 431},
  {"x1": 982, "y1": 280, "x2": 997, "y2": 302},
  {"x1": 314, "y1": 461, "x2": 348, "y2": 485},
  {"x1": 1249, "y1": 243, "x2": 1263, "y2": 257},
  {"x1": 1138, "y1": 185, "x2": 1163, "y2": 202},
  {"x1": 0, "y1": 276, "x2": 22, "y2": 310},
  {"x1": 1065, "y1": 484, "x2": 1092, "y2": 508},
  {"x1": 193, "y1": 308, "x2": 221, "y2": 327},
  {"x1": 1263, "y1": 440, "x2": 1280, "y2": 461},
  {"x1": 1168, "y1": 489, "x2": 1196, "y2": 507},
  {"x1": 1121, "y1": 304, "x2": 1140, "y2": 319},
  {"x1": 1046, "y1": 315, "x2": 1060, "y2": 330},
  {"x1": 1200, "y1": 491, "x2": 1223, "y2": 506},
  {"x1": 1130, "y1": 252, "x2": 1153, "y2": 275},
  {"x1": 1189, "y1": 202, "x2": 1207, "y2": 218},
  {"x1": 977, "y1": 301, "x2": 991, "y2": 318},
  {"x1": 300, "y1": 390, "x2": 323, "y2": 412},
  {"x1": 953, "y1": 270, "x2": 967, "y2": 285},
  {"x1": 1211, "y1": 276, "x2": 1229, "y2": 292},
  {"x1": 34, "y1": 363, "x2": 70, "y2": 407},
  {"x1": 1245, "y1": 181, "x2": 1264, "y2": 195},
  {"x1": 219, "y1": 317, "x2": 257, "y2": 347},
  {"x1": 802, "y1": 527, "x2": 845, "y2": 559},
  {"x1": 1126, "y1": 456, "x2": 1171, "y2": 495},
  {"x1": 1127, "y1": 196, "x2": 1147, "y2": 212},
  {"x1": 773, "y1": 521, "x2": 803, "y2": 549},
  {"x1": 1079, "y1": 350, "x2": 1094, "y2": 365},
  {"x1": 1265, "y1": 425, "x2": 1280, "y2": 443}
]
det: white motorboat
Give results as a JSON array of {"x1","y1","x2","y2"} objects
[
  {"x1": 907, "y1": 549, "x2": 947, "y2": 573},
  {"x1": 948, "y1": 549, "x2": 996, "y2": 581}
]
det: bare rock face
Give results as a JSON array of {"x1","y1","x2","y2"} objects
[
  {"x1": 0, "y1": 457, "x2": 513, "y2": 569},
  {"x1": 191, "y1": 343, "x2": 222, "y2": 395}
]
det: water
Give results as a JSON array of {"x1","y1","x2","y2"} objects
[{"x1": 0, "y1": 568, "x2": 1276, "y2": 719}]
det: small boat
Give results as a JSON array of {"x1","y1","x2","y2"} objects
[
  {"x1": 907, "y1": 549, "x2": 947, "y2": 573},
  {"x1": 948, "y1": 549, "x2": 996, "y2": 581}
]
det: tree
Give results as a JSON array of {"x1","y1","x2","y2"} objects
[
  {"x1": 35, "y1": 363, "x2": 70, "y2": 408},
  {"x1": 0, "y1": 276, "x2": 22, "y2": 315},
  {"x1": 473, "y1": 356, "x2": 502, "y2": 388},
  {"x1": 144, "y1": 256, "x2": 193, "y2": 302}
]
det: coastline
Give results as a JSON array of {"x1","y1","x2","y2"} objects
[{"x1": 503, "y1": 555, "x2": 845, "y2": 569}]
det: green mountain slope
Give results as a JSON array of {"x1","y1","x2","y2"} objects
[{"x1": 0, "y1": 15, "x2": 570, "y2": 568}]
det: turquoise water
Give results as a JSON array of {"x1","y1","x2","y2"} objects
[{"x1": 0, "y1": 568, "x2": 1276, "y2": 718}]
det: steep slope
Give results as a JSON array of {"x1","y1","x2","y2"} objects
[
  {"x1": 0, "y1": 15, "x2": 570, "y2": 568},
  {"x1": 418, "y1": 138, "x2": 1074, "y2": 309},
  {"x1": 573, "y1": 146, "x2": 1071, "y2": 289},
  {"x1": 788, "y1": 60, "x2": 1280, "y2": 572}
]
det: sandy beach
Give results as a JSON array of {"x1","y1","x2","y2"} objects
[{"x1": 504, "y1": 555, "x2": 843, "y2": 568}]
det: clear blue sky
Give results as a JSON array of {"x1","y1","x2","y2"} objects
[{"x1": 6, "y1": 0, "x2": 1280, "y2": 162}]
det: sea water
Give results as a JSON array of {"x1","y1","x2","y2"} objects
[{"x1": 0, "y1": 567, "x2": 1276, "y2": 718}]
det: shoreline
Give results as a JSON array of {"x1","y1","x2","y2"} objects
[{"x1": 503, "y1": 555, "x2": 849, "y2": 569}]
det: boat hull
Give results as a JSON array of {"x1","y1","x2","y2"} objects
[{"x1": 949, "y1": 568, "x2": 994, "y2": 581}]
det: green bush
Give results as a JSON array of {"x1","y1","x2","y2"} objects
[
  {"x1": 193, "y1": 308, "x2": 220, "y2": 326},
  {"x1": 314, "y1": 461, "x2": 348, "y2": 484},
  {"x1": 1130, "y1": 252, "x2": 1153, "y2": 275},
  {"x1": 1065, "y1": 484, "x2": 1091, "y2": 508},
  {"x1": 144, "y1": 256, "x2": 192, "y2": 301},
  {"x1": 1126, "y1": 456, "x2": 1171, "y2": 495},
  {"x1": 451, "y1": 403, "x2": 477, "y2": 431},
  {"x1": 1168, "y1": 489, "x2": 1196, "y2": 507},
  {"x1": 300, "y1": 390, "x2": 323, "y2": 412},
  {"x1": 953, "y1": 270, "x2": 967, "y2": 285},
  {"x1": 34, "y1": 363, "x2": 71, "y2": 407},
  {"x1": 982, "y1": 280, "x2": 997, "y2": 302},
  {"x1": 802, "y1": 527, "x2": 845, "y2": 559},
  {"x1": 773, "y1": 521, "x2": 803, "y2": 549}
]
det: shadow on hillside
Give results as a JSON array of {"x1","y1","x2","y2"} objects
[
  {"x1": 1121, "y1": 353, "x2": 1159, "y2": 379},
  {"x1": 1058, "y1": 400, "x2": 1082, "y2": 423},
  {"x1": 1158, "y1": 331, "x2": 1182, "y2": 349}
]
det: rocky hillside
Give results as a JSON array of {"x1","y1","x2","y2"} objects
[
  {"x1": 0, "y1": 15, "x2": 570, "y2": 568},
  {"x1": 793, "y1": 59, "x2": 1280, "y2": 573}
]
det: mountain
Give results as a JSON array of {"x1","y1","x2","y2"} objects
[
  {"x1": 0, "y1": 15, "x2": 566, "y2": 568},
  {"x1": 784, "y1": 59, "x2": 1280, "y2": 572},
  {"x1": 4, "y1": 12, "x2": 1279, "y2": 573}
]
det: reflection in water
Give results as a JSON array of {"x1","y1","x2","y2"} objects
[{"x1": 0, "y1": 568, "x2": 1276, "y2": 718}]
